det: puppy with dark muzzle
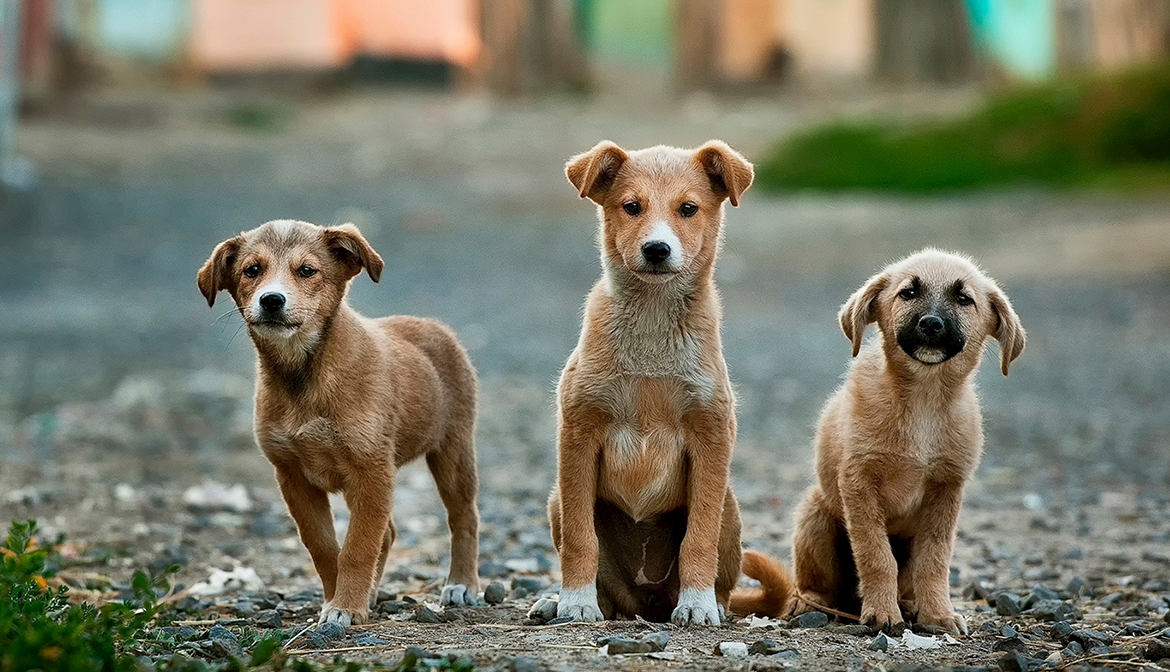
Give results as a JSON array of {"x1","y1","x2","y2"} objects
[
  {"x1": 731, "y1": 249, "x2": 1025, "y2": 635},
  {"x1": 197, "y1": 220, "x2": 481, "y2": 627}
]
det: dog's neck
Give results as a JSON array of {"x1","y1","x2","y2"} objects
[
  {"x1": 251, "y1": 303, "x2": 358, "y2": 396},
  {"x1": 602, "y1": 259, "x2": 716, "y2": 377},
  {"x1": 869, "y1": 337, "x2": 983, "y2": 407}
]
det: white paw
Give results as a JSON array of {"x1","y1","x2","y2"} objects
[
  {"x1": 318, "y1": 603, "x2": 354, "y2": 628},
  {"x1": 671, "y1": 587, "x2": 721, "y2": 626},
  {"x1": 441, "y1": 583, "x2": 477, "y2": 607},
  {"x1": 527, "y1": 596, "x2": 559, "y2": 621},
  {"x1": 556, "y1": 585, "x2": 603, "y2": 622}
]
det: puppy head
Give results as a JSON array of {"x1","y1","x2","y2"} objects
[
  {"x1": 566, "y1": 140, "x2": 752, "y2": 285},
  {"x1": 839, "y1": 249, "x2": 1026, "y2": 375},
  {"x1": 197, "y1": 220, "x2": 383, "y2": 347}
]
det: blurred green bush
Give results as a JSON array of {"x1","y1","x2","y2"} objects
[{"x1": 757, "y1": 65, "x2": 1170, "y2": 193}]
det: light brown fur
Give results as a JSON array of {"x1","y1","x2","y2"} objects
[
  {"x1": 197, "y1": 220, "x2": 481, "y2": 626},
  {"x1": 540, "y1": 141, "x2": 752, "y2": 626},
  {"x1": 736, "y1": 249, "x2": 1025, "y2": 635}
]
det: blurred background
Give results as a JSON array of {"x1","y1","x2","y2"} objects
[{"x1": 0, "y1": 0, "x2": 1168, "y2": 600}]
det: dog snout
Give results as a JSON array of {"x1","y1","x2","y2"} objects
[
  {"x1": 917, "y1": 315, "x2": 945, "y2": 336},
  {"x1": 259, "y1": 292, "x2": 286, "y2": 312},
  {"x1": 641, "y1": 241, "x2": 672, "y2": 265}
]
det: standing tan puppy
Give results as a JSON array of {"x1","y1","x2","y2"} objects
[
  {"x1": 534, "y1": 141, "x2": 752, "y2": 625},
  {"x1": 734, "y1": 249, "x2": 1025, "y2": 635},
  {"x1": 197, "y1": 220, "x2": 480, "y2": 626}
]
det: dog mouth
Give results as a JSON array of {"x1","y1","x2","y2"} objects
[{"x1": 249, "y1": 318, "x2": 303, "y2": 331}]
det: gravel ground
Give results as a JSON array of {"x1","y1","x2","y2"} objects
[{"x1": 2, "y1": 87, "x2": 1169, "y2": 670}]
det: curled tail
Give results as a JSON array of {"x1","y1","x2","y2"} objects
[{"x1": 729, "y1": 550, "x2": 795, "y2": 618}]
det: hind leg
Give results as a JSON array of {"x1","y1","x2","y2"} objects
[
  {"x1": 715, "y1": 488, "x2": 743, "y2": 618},
  {"x1": 792, "y1": 487, "x2": 849, "y2": 615},
  {"x1": 369, "y1": 522, "x2": 397, "y2": 608},
  {"x1": 426, "y1": 430, "x2": 481, "y2": 607}
]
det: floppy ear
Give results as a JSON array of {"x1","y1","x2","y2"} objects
[
  {"x1": 324, "y1": 223, "x2": 384, "y2": 282},
  {"x1": 839, "y1": 272, "x2": 888, "y2": 357},
  {"x1": 989, "y1": 286, "x2": 1026, "y2": 376},
  {"x1": 565, "y1": 141, "x2": 630, "y2": 204},
  {"x1": 694, "y1": 140, "x2": 754, "y2": 206},
  {"x1": 196, "y1": 236, "x2": 243, "y2": 307}
]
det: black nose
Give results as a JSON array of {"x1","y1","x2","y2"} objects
[
  {"x1": 259, "y1": 292, "x2": 286, "y2": 311},
  {"x1": 918, "y1": 315, "x2": 944, "y2": 335},
  {"x1": 641, "y1": 241, "x2": 671, "y2": 265}
]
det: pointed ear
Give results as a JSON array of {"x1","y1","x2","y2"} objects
[
  {"x1": 694, "y1": 140, "x2": 754, "y2": 206},
  {"x1": 324, "y1": 223, "x2": 383, "y2": 282},
  {"x1": 839, "y1": 271, "x2": 888, "y2": 357},
  {"x1": 196, "y1": 236, "x2": 243, "y2": 307},
  {"x1": 989, "y1": 286, "x2": 1026, "y2": 376},
  {"x1": 565, "y1": 141, "x2": 630, "y2": 204}
]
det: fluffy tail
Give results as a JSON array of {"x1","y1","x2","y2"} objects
[{"x1": 729, "y1": 550, "x2": 795, "y2": 618}]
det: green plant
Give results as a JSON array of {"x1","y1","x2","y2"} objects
[
  {"x1": 757, "y1": 64, "x2": 1170, "y2": 193},
  {"x1": 0, "y1": 520, "x2": 291, "y2": 672}
]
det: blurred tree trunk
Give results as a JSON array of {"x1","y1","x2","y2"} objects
[
  {"x1": 676, "y1": 0, "x2": 721, "y2": 91},
  {"x1": 874, "y1": 0, "x2": 973, "y2": 83},
  {"x1": 478, "y1": 0, "x2": 589, "y2": 95}
]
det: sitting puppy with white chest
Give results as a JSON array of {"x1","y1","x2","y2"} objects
[
  {"x1": 535, "y1": 140, "x2": 754, "y2": 626},
  {"x1": 197, "y1": 220, "x2": 481, "y2": 626},
  {"x1": 736, "y1": 249, "x2": 1026, "y2": 635}
]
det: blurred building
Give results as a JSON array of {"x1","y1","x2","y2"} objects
[{"x1": 4, "y1": 0, "x2": 1170, "y2": 98}]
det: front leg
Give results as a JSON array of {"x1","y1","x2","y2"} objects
[
  {"x1": 273, "y1": 464, "x2": 340, "y2": 601},
  {"x1": 553, "y1": 417, "x2": 604, "y2": 622},
  {"x1": 908, "y1": 483, "x2": 967, "y2": 635},
  {"x1": 322, "y1": 465, "x2": 394, "y2": 626},
  {"x1": 673, "y1": 413, "x2": 733, "y2": 627},
  {"x1": 840, "y1": 472, "x2": 902, "y2": 632}
]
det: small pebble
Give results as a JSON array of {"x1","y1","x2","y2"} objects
[
  {"x1": 316, "y1": 621, "x2": 346, "y2": 642},
  {"x1": 412, "y1": 605, "x2": 441, "y2": 624},
  {"x1": 870, "y1": 632, "x2": 891, "y2": 652},
  {"x1": 251, "y1": 609, "x2": 282, "y2": 628},
  {"x1": 715, "y1": 642, "x2": 748, "y2": 657},
  {"x1": 789, "y1": 611, "x2": 829, "y2": 628},
  {"x1": 995, "y1": 593, "x2": 1022, "y2": 616},
  {"x1": 484, "y1": 581, "x2": 507, "y2": 604},
  {"x1": 509, "y1": 656, "x2": 545, "y2": 672},
  {"x1": 749, "y1": 636, "x2": 781, "y2": 655}
]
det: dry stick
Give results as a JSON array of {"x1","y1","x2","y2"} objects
[
  {"x1": 474, "y1": 620, "x2": 609, "y2": 631},
  {"x1": 283, "y1": 621, "x2": 318, "y2": 649},
  {"x1": 795, "y1": 595, "x2": 862, "y2": 622},
  {"x1": 1055, "y1": 652, "x2": 1143, "y2": 670},
  {"x1": 287, "y1": 644, "x2": 405, "y2": 656},
  {"x1": 172, "y1": 619, "x2": 218, "y2": 626}
]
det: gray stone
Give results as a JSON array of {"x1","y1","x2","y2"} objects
[
  {"x1": 603, "y1": 637, "x2": 654, "y2": 655},
  {"x1": 642, "y1": 632, "x2": 670, "y2": 651},
  {"x1": 790, "y1": 611, "x2": 829, "y2": 628},
  {"x1": 870, "y1": 633, "x2": 891, "y2": 652},
  {"x1": 316, "y1": 621, "x2": 346, "y2": 642},
  {"x1": 509, "y1": 656, "x2": 545, "y2": 672},
  {"x1": 995, "y1": 593, "x2": 1022, "y2": 616},
  {"x1": 749, "y1": 637, "x2": 782, "y2": 655},
  {"x1": 251, "y1": 609, "x2": 282, "y2": 628},
  {"x1": 484, "y1": 581, "x2": 507, "y2": 604},
  {"x1": 412, "y1": 605, "x2": 441, "y2": 624}
]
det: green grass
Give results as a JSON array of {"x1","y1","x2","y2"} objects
[
  {"x1": 0, "y1": 520, "x2": 298, "y2": 672},
  {"x1": 756, "y1": 65, "x2": 1170, "y2": 193}
]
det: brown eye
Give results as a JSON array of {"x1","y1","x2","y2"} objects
[
  {"x1": 898, "y1": 287, "x2": 917, "y2": 300},
  {"x1": 956, "y1": 292, "x2": 974, "y2": 306},
  {"x1": 679, "y1": 202, "x2": 698, "y2": 217},
  {"x1": 297, "y1": 265, "x2": 317, "y2": 278},
  {"x1": 243, "y1": 264, "x2": 262, "y2": 278},
  {"x1": 622, "y1": 201, "x2": 641, "y2": 216}
]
